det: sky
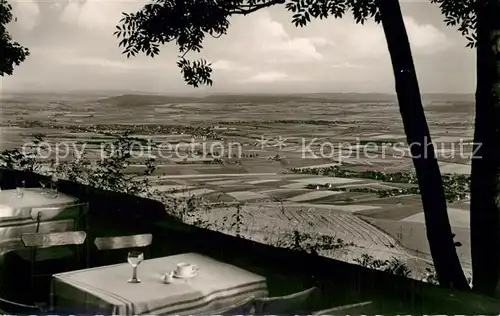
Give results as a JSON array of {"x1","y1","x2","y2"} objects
[{"x1": 2, "y1": 0, "x2": 476, "y2": 94}]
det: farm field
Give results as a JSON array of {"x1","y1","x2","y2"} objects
[{"x1": 0, "y1": 92, "x2": 475, "y2": 277}]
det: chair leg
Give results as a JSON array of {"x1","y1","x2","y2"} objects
[
  {"x1": 32, "y1": 213, "x2": 40, "y2": 302},
  {"x1": 30, "y1": 248, "x2": 36, "y2": 303},
  {"x1": 86, "y1": 214, "x2": 90, "y2": 268},
  {"x1": 36, "y1": 212, "x2": 42, "y2": 233},
  {"x1": 85, "y1": 238, "x2": 90, "y2": 268}
]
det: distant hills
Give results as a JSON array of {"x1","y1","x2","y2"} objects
[{"x1": 98, "y1": 93, "x2": 474, "y2": 108}]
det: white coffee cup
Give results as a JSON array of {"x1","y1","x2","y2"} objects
[{"x1": 176, "y1": 262, "x2": 197, "y2": 277}]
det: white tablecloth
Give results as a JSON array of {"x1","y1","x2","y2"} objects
[
  {"x1": 51, "y1": 253, "x2": 268, "y2": 315},
  {"x1": 0, "y1": 188, "x2": 78, "y2": 218},
  {"x1": 0, "y1": 188, "x2": 82, "y2": 256}
]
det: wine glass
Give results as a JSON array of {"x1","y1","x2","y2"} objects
[
  {"x1": 39, "y1": 181, "x2": 47, "y2": 195},
  {"x1": 16, "y1": 180, "x2": 25, "y2": 198},
  {"x1": 127, "y1": 251, "x2": 144, "y2": 283},
  {"x1": 49, "y1": 175, "x2": 59, "y2": 198}
]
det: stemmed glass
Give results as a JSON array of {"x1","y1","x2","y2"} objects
[
  {"x1": 127, "y1": 251, "x2": 144, "y2": 283},
  {"x1": 49, "y1": 175, "x2": 59, "y2": 198},
  {"x1": 16, "y1": 180, "x2": 25, "y2": 198},
  {"x1": 39, "y1": 181, "x2": 48, "y2": 195}
]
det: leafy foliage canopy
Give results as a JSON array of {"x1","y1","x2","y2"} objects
[
  {"x1": 115, "y1": 0, "x2": 382, "y2": 87},
  {"x1": 431, "y1": 0, "x2": 476, "y2": 48},
  {"x1": 0, "y1": 0, "x2": 30, "y2": 76}
]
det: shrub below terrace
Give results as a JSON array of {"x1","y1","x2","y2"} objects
[
  {"x1": 0, "y1": 134, "x2": 452, "y2": 284},
  {"x1": 273, "y1": 230, "x2": 355, "y2": 257},
  {"x1": 0, "y1": 134, "x2": 43, "y2": 172},
  {"x1": 354, "y1": 254, "x2": 412, "y2": 278},
  {"x1": 54, "y1": 132, "x2": 157, "y2": 196}
]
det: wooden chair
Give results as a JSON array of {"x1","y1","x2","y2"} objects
[
  {"x1": 0, "y1": 296, "x2": 44, "y2": 314},
  {"x1": 20, "y1": 231, "x2": 87, "y2": 305},
  {"x1": 20, "y1": 211, "x2": 87, "y2": 266},
  {"x1": 94, "y1": 233, "x2": 153, "y2": 250},
  {"x1": 93, "y1": 234, "x2": 153, "y2": 266},
  {"x1": 207, "y1": 296, "x2": 256, "y2": 315},
  {"x1": 253, "y1": 287, "x2": 321, "y2": 315},
  {"x1": 312, "y1": 301, "x2": 373, "y2": 315},
  {"x1": 22, "y1": 231, "x2": 87, "y2": 249}
]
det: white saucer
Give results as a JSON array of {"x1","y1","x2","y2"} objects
[{"x1": 173, "y1": 271, "x2": 198, "y2": 279}]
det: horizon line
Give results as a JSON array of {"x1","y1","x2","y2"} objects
[{"x1": 0, "y1": 90, "x2": 475, "y2": 96}]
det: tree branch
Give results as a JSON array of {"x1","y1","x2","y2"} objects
[
  {"x1": 229, "y1": 0, "x2": 286, "y2": 15},
  {"x1": 180, "y1": 46, "x2": 194, "y2": 58}
]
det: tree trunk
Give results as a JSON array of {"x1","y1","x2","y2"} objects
[
  {"x1": 471, "y1": 0, "x2": 500, "y2": 297},
  {"x1": 376, "y1": 0, "x2": 470, "y2": 289}
]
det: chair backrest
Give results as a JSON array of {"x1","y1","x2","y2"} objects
[
  {"x1": 253, "y1": 287, "x2": 320, "y2": 314},
  {"x1": 311, "y1": 301, "x2": 373, "y2": 315},
  {"x1": 30, "y1": 203, "x2": 89, "y2": 222},
  {"x1": 94, "y1": 233, "x2": 153, "y2": 250},
  {"x1": 209, "y1": 296, "x2": 256, "y2": 315},
  {"x1": 30, "y1": 207, "x2": 62, "y2": 222},
  {"x1": 21, "y1": 231, "x2": 87, "y2": 249}
]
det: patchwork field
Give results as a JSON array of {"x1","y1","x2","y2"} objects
[{"x1": 0, "y1": 92, "x2": 474, "y2": 278}]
